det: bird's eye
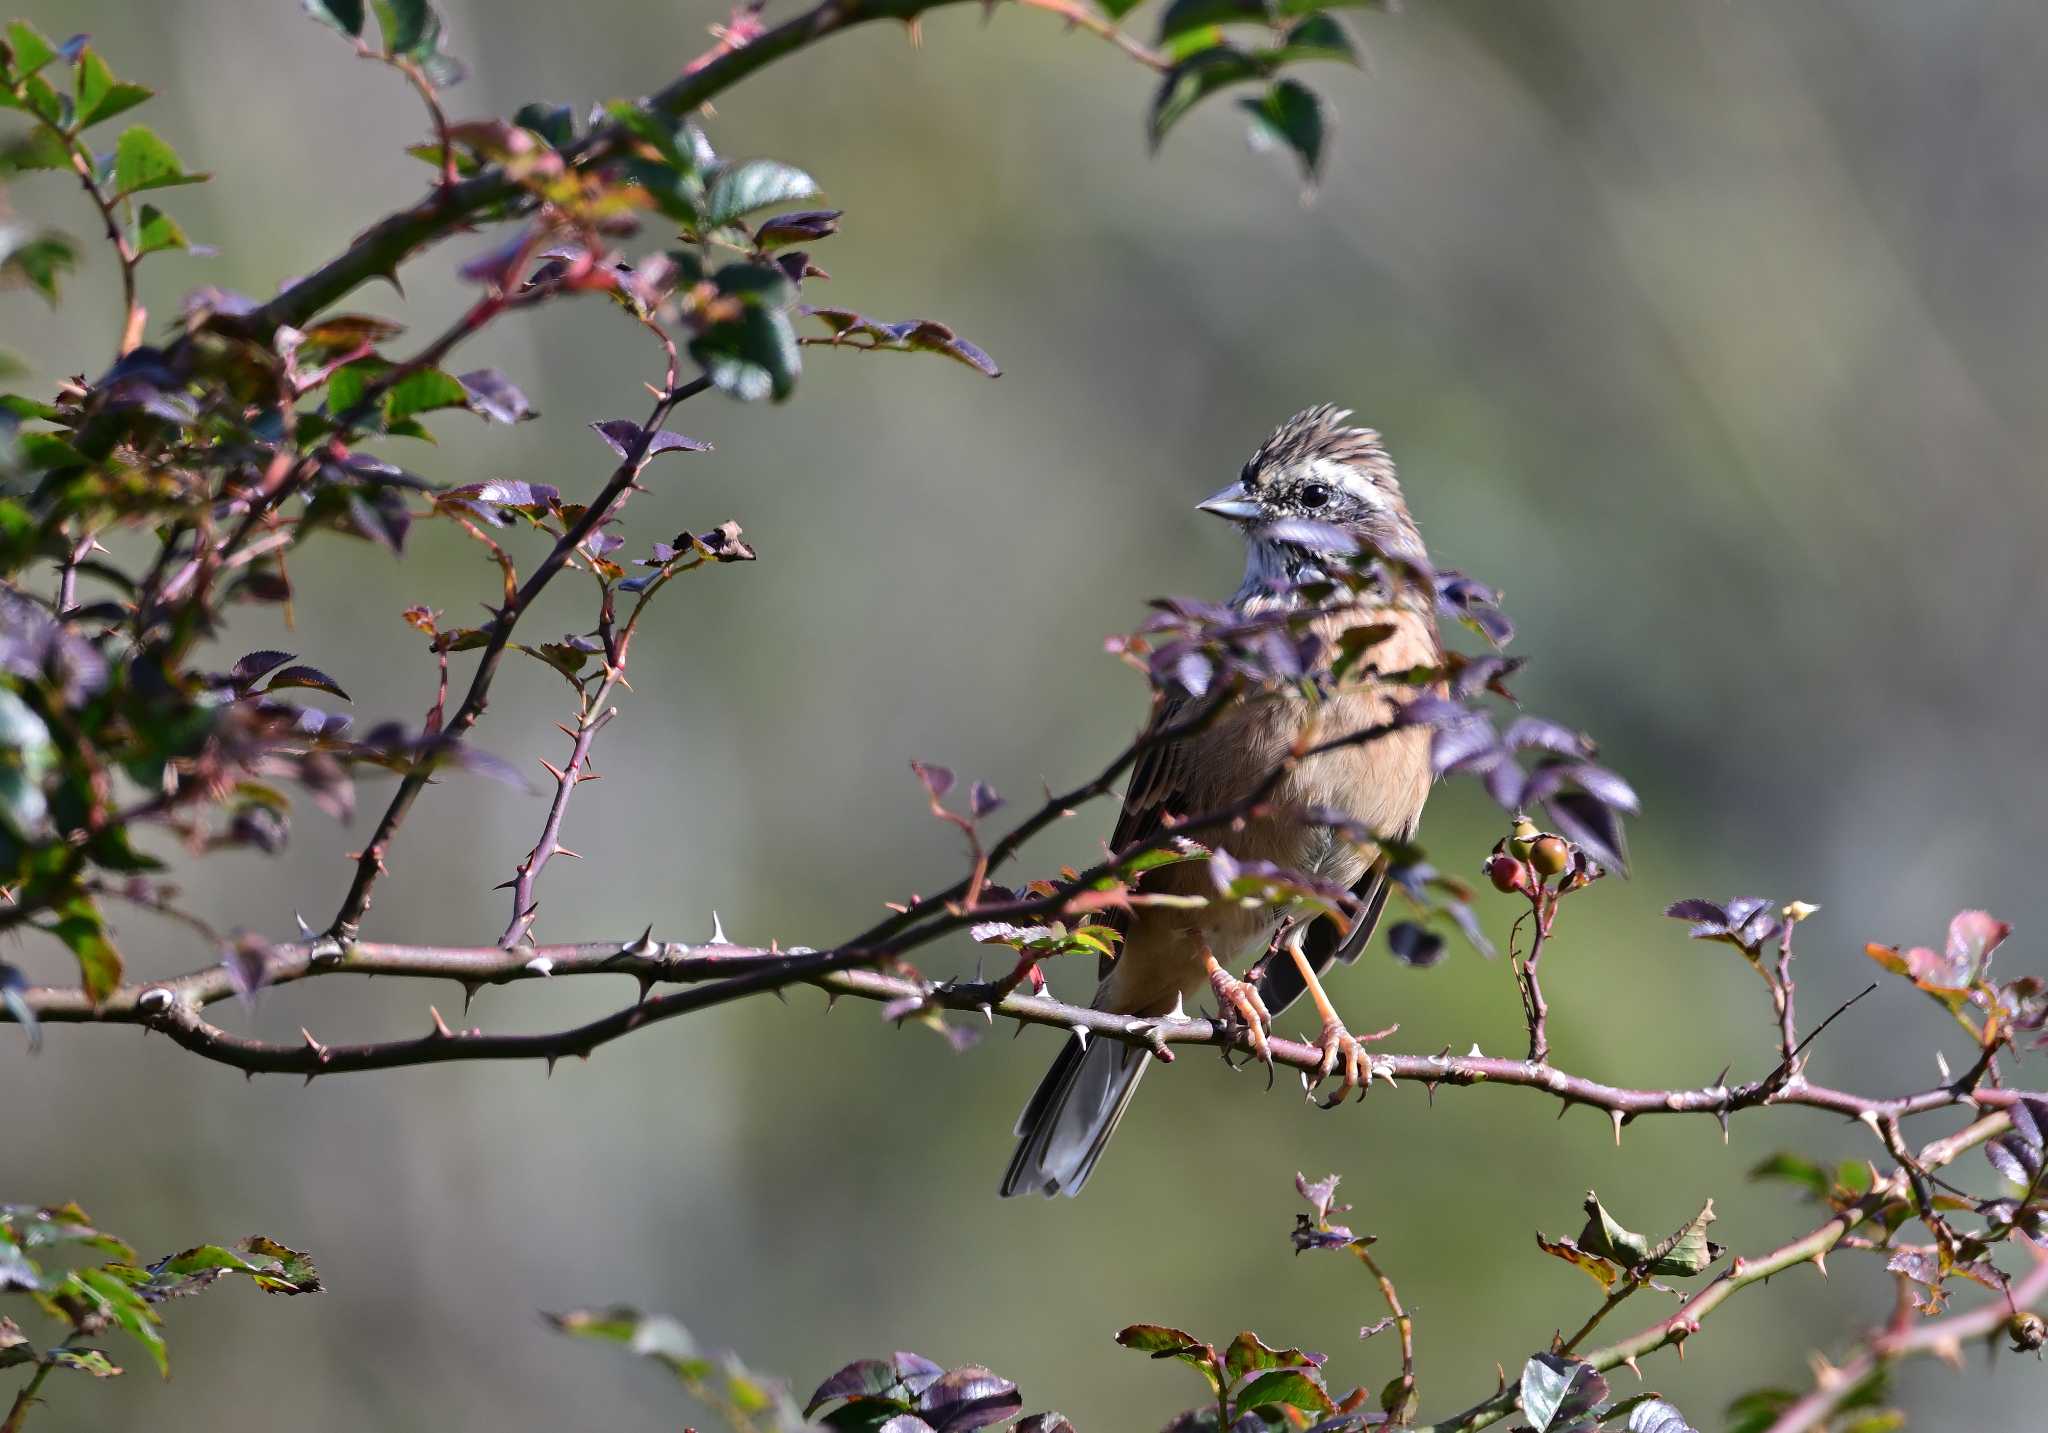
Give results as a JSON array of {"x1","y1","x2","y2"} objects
[{"x1": 1299, "y1": 483, "x2": 1331, "y2": 510}]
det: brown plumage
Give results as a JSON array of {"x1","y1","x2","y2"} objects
[{"x1": 1002, "y1": 406, "x2": 1440, "y2": 1198}]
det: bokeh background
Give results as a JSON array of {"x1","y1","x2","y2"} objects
[{"x1": 7, "y1": 1, "x2": 2048, "y2": 1428}]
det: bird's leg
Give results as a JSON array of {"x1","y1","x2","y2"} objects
[
  {"x1": 1201, "y1": 939, "x2": 1273, "y2": 1070},
  {"x1": 1284, "y1": 923, "x2": 1398, "y2": 1108}
]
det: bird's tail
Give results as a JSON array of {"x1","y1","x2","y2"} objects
[{"x1": 999, "y1": 1032, "x2": 1151, "y2": 1198}]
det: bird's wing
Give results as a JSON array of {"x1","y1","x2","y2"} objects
[
  {"x1": 1253, "y1": 843, "x2": 1402, "y2": 1020},
  {"x1": 1095, "y1": 692, "x2": 1198, "y2": 982}
]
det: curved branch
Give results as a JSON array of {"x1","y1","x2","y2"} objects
[
  {"x1": 1414, "y1": 1112, "x2": 2028, "y2": 1433},
  {"x1": 11, "y1": 933, "x2": 2043, "y2": 1138},
  {"x1": 196, "y1": 0, "x2": 1157, "y2": 352}
]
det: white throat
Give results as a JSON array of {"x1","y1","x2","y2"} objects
[{"x1": 1231, "y1": 535, "x2": 1329, "y2": 612}]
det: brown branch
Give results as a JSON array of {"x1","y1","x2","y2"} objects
[
  {"x1": 1761, "y1": 1238, "x2": 2048, "y2": 1433},
  {"x1": 184, "y1": 0, "x2": 1156, "y2": 354},
  {"x1": 1356, "y1": 1246, "x2": 1417, "y2": 1418},
  {"x1": 11, "y1": 930, "x2": 2046, "y2": 1144},
  {"x1": 499, "y1": 543, "x2": 707, "y2": 945},
  {"x1": 1413, "y1": 1113, "x2": 2028, "y2": 1433},
  {"x1": 327, "y1": 373, "x2": 714, "y2": 938}
]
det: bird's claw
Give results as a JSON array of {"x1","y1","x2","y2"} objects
[
  {"x1": 1208, "y1": 964, "x2": 1274, "y2": 1075},
  {"x1": 1304, "y1": 1016, "x2": 1397, "y2": 1108}
]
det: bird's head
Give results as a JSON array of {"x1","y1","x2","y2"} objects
[{"x1": 1198, "y1": 405, "x2": 1424, "y2": 571}]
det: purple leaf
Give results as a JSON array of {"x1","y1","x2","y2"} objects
[
  {"x1": 264, "y1": 665, "x2": 351, "y2": 701},
  {"x1": 648, "y1": 429, "x2": 710, "y2": 456},
  {"x1": 1664, "y1": 899, "x2": 1728, "y2": 927},
  {"x1": 1565, "y1": 761, "x2": 1640, "y2": 813},
  {"x1": 590, "y1": 419, "x2": 645, "y2": 459},
  {"x1": 1502, "y1": 716, "x2": 1589, "y2": 757},
  {"x1": 1387, "y1": 921, "x2": 1446, "y2": 968},
  {"x1": 969, "y1": 781, "x2": 1003, "y2": 819},
  {"x1": 911, "y1": 1365, "x2": 1022, "y2": 1432},
  {"x1": 1987, "y1": 1135, "x2": 2040, "y2": 1186},
  {"x1": 1544, "y1": 791, "x2": 1628, "y2": 874},
  {"x1": 911, "y1": 761, "x2": 955, "y2": 800},
  {"x1": 231, "y1": 649, "x2": 295, "y2": 688},
  {"x1": 1295, "y1": 1171, "x2": 1345, "y2": 1221},
  {"x1": 590, "y1": 419, "x2": 712, "y2": 462},
  {"x1": 1430, "y1": 715, "x2": 1499, "y2": 776},
  {"x1": 1396, "y1": 694, "x2": 1466, "y2": 729},
  {"x1": 457, "y1": 368, "x2": 535, "y2": 423}
]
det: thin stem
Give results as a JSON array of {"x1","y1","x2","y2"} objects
[
  {"x1": 1761, "y1": 1239, "x2": 2048, "y2": 1433},
  {"x1": 1774, "y1": 920, "x2": 1799, "y2": 1069},
  {"x1": 1356, "y1": 1246, "x2": 1416, "y2": 1412},
  {"x1": 1412, "y1": 1113, "x2": 2021, "y2": 1433},
  {"x1": 185, "y1": 0, "x2": 1158, "y2": 352},
  {"x1": 1558, "y1": 1277, "x2": 1641, "y2": 1355},
  {"x1": 328, "y1": 374, "x2": 712, "y2": 937}
]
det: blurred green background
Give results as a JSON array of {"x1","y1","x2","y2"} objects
[{"x1": 6, "y1": 1, "x2": 2046, "y2": 1428}]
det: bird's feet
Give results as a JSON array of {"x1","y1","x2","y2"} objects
[
  {"x1": 1304, "y1": 1014, "x2": 1399, "y2": 1108},
  {"x1": 1205, "y1": 954, "x2": 1274, "y2": 1072}
]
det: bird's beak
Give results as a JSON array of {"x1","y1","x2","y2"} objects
[{"x1": 1197, "y1": 484, "x2": 1263, "y2": 522}]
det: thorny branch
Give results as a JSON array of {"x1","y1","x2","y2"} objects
[{"x1": 1412, "y1": 1114, "x2": 2037, "y2": 1433}]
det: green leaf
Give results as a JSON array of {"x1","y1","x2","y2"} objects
[
  {"x1": 1114, "y1": 1324, "x2": 1223, "y2": 1393},
  {"x1": 1223, "y1": 1331, "x2": 1311, "y2": 1383},
  {"x1": 713, "y1": 260, "x2": 797, "y2": 311},
  {"x1": 302, "y1": 0, "x2": 367, "y2": 37},
  {"x1": 44, "y1": 1347, "x2": 120, "y2": 1377},
  {"x1": 513, "y1": 100, "x2": 574, "y2": 147},
  {"x1": 382, "y1": 367, "x2": 469, "y2": 424},
  {"x1": 1533, "y1": 1231, "x2": 1620, "y2": 1292},
  {"x1": 51, "y1": 895, "x2": 123, "y2": 1004},
  {"x1": 1748, "y1": 1152, "x2": 1831, "y2": 1201},
  {"x1": 74, "y1": 48, "x2": 153, "y2": 129},
  {"x1": 1150, "y1": 47, "x2": 1263, "y2": 149},
  {"x1": 373, "y1": 0, "x2": 430, "y2": 52},
  {"x1": 1520, "y1": 1354, "x2": 1607, "y2": 1433},
  {"x1": 1262, "y1": 14, "x2": 1359, "y2": 66},
  {"x1": 1236, "y1": 1367, "x2": 1335, "y2": 1417},
  {"x1": 706, "y1": 159, "x2": 820, "y2": 226},
  {"x1": 1097, "y1": 0, "x2": 1148, "y2": 17},
  {"x1": 144, "y1": 1238, "x2": 322, "y2": 1296},
  {"x1": 373, "y1": 0, "x2": 463, "y2": 84},
  {"x1": 1575, "y1": 1193, "x2": 1723, "y2": 1278},
  {"x1": 135, "y1": 204, "x2": 188, "y2": 256},
  {"x1": 324, "y1": 358, "x2": 387, "y2": 418},
  {"x1": 2, "y1": 126, "x2": 73, "y2": 172},
  {"x1": 2, "y1": 20, "x2": 58, "y2": 77},
  {"x1": 1725, "y1": 1389, "x2": 1798, "y2": 1433},
  {"x1": 1158, "y1": 0, "x2": 1268, "y2": 44},
  {"x1": 1, "y1": 231, "x2": 77, "y2": 304},
  {"x1": 113, "y1": 126, "x2": 206, "y2": 196},
  {"x1": 68, "y1": 1267, "x2": 164, "y2": 1376},
  {"x1": 546, "y1": 1307, "x2": 714, "y2": 1381},
  {"x1": 691, "y1": 305, "x2": 799, "y2": 402},
  {"x1": 1240, "y1": 77, "x2": 1325, "y2": 182},
  {"x1": 0, "y1": 1203, "x2": 133, "y2": 1260}
]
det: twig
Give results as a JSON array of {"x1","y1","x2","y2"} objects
[
  {"x1": 179, "y1": 0, "x2": 1158, "y2": 352},
  {"x1": 1357, "y1": 1246, "x2": 1417, "y2": 1416},
  {"x1": 1760, "y1": 1238, "x2": 2048, "y2": 1433},
  {"x1": 328, "y1": 374, "x2": 714, "y2": 938},
  {"x1": 1411, "y1": 1113, "x2": 2024, "y2": 1433},
  {"x1": 1774, "y1": 919, "x2": 1800, "y2": 1069}
]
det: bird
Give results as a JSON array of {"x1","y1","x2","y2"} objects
[{"x1": 1000, "y1": 405, "x2": 1441, "y2": 1198}]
